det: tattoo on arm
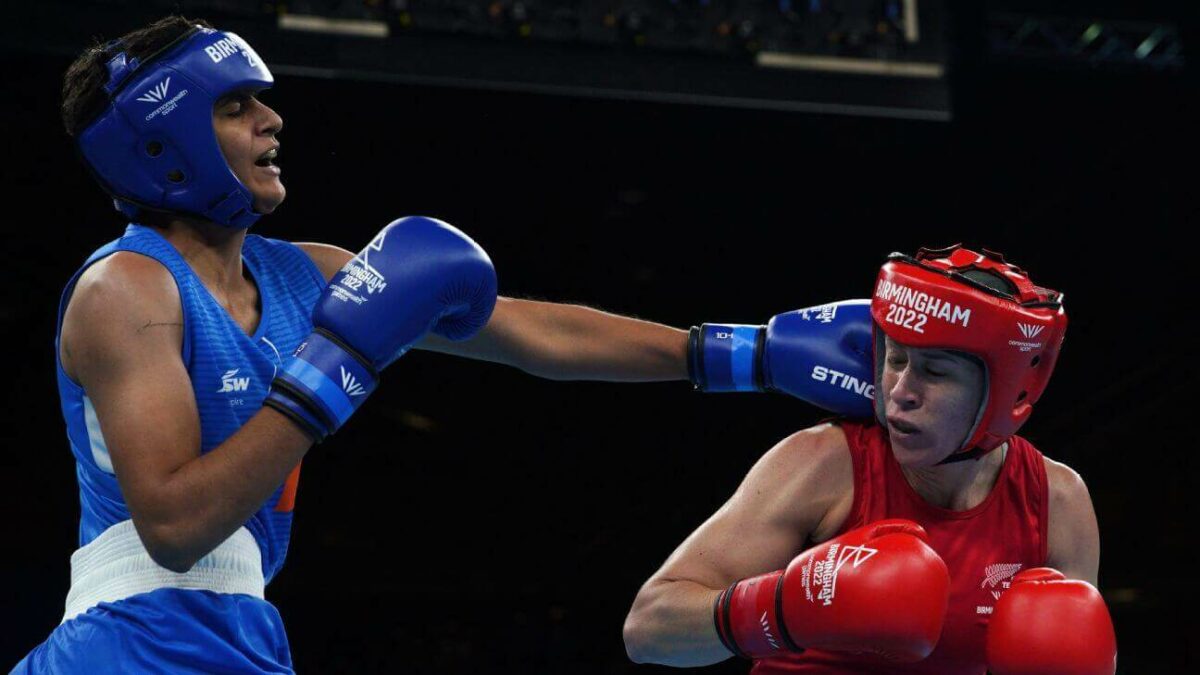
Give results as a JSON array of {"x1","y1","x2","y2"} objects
[{"x1": 138, "y1": 321, "x2": 184, "y2": 333}]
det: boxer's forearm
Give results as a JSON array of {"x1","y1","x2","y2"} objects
[
  {"x1": 622, "y1": 579, "x2": 732, "y2": 667},
  {"x1": 134, "y1": 409, "x2": 311, "y2": 573},
  {"x1": 417, "y1": 297, "x2": 689, "y2": 381}
]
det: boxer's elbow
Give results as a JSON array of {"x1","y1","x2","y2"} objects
[
  {"x1": 127, "y1": 481, "x2": 228, "y2": 573},
  {"x1": 139, "y1": 523, "x2": 200, "y2": 569},
  {"x1": 622, "y1": 610, "x2": 656, "y2": 664},
  {"x1": 624, "y1": 579, "x2": 731, "y2": 667},
  {"x1": 622, "y1": 594, "x2": 675, "y2": 664},
  {"x1": 136, "y1": 520, "x2": 203, "y2": 573},
  {"x1": 152, "y1": 552, "x2": 198, "y2": 575}
]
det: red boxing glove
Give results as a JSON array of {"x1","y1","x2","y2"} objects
[
  {"x1": 714, "y1": 519, "x2": 950, "y2": 662},
  {"x1": 986, "y1": 567, "x2": 1117, "y2": 675}
]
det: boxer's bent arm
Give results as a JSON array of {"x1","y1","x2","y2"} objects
[
  {"x1": 622, "y1": 424, "x2": 851, "y2": 666},
  {"x1": 297, "y1": 241, "x2": 688, "y2": 381},
  {"x1": 1043, "y1": 457, "x2": 1101, "y2": 586},
  {"x1": 62, "y1": 253, "x2": 312, "y2": 573}
]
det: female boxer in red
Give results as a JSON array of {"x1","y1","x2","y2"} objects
[{"x1": 623, "y1": 246, "x2": 1118, "y2": 675}]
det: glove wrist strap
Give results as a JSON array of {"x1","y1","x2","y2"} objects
[
  {"x1": 719, "y1": 570, "x2": 800, "y2": 659},
  {"x1": 691, "y1": 323, "x2": 765, "y2": 393},
  {"x1": 268, "y1": 330, "x2": 379, "y2": 435}
]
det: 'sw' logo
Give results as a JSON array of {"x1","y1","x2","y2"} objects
[
  {"x1": 217, "y1": 368, "x2": 250, "y2": 393},
  {"x1": 1017, "y1": 323, "x2": 1045, "y2": 339},
  {"x1": 137, "y1": 77, "x2": 171, "y2": 103},
  {"x1": 340, "y1": 366, "x2": 367, "y2": 396}
]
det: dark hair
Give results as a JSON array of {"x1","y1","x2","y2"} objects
[{"x1": 61, "y1": 15, "x2": 212, "y2": 138}]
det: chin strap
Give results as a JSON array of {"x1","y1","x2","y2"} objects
[
  {"x1": 937, "y1": 447, "x2": 988, "y2": 464},
  {"x1": 937, "y1": 440, "x2": 1012, "y2": 464}
]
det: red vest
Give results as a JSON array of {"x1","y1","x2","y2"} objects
[{"x1": 752, "y1": 420, "x2": 1049, "y2": 675}]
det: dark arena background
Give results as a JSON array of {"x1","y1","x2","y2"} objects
[{"x1": 1, "y1": 1, "x2": 1194, "y2": 672}]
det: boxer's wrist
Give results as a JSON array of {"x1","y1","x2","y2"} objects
[
  {"x1": 267, "y1": 329, "x2": 379, "y2": 437},
  {"x1": 688, "y1": 323, "x2": 765, "y2": 392},
  {"x1": 262, "y1": 392, "x2": 327, "y2": 443},
  {"x1": 712, "y1": 580, "x2": 746, "y2": 658},
  {"x1": 716, "y1": 570, "x2": 796, "y2": 659}
]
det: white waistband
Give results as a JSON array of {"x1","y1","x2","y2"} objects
[{"x1": 63, "y1": 520, "x2": 265, "y2": 623}]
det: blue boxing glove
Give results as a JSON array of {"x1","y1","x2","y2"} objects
[
  {"x1": 265, "y1": 216, "x2": 498, "y2": 441},
  {"x1": 688, "y1": 299, "x2": 875, "y2": 418}
]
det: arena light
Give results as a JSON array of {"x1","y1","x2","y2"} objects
[
  {"x1": 756, "y1": 53, "x2": 944, "y2": 79},
  {"x1": 278, "y1": 14, "x2": 389, "y2": 39}
]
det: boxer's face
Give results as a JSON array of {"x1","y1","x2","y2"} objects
[
  {"x1": 880, "y1": 337, "x2": 985, "y2": 467},
  {"x1": 214, "y1": 90, "x2": 285, "y2": 214}
]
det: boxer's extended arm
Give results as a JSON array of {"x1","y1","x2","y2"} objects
[
  {"x1": 622, "y1": 424, "x2": 851, "y2": 666},
  {"x1": 297, "y1": 242, "x2": 688, "y2": 381},
  {"x1": 423, "y1": 298, "x2": 687, "y2": 380},
  {"x1": 1043, "y1": 458, "x2": 1101, "y2": 586},
  {"x1": 61, "y1": 253, "x2": 312, "y2": 573}
]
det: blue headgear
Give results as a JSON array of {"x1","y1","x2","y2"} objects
[{"x1": 77, "y1": 26, "x2": 273, "y2": 229}]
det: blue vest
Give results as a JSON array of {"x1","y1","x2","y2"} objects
[{"x1": 55, "y1": 224, "x2": 325, "y2": 582}]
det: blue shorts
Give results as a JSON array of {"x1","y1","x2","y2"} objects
[{"x1": 12, "y1": 588, "x2": 293, "y2": 674}]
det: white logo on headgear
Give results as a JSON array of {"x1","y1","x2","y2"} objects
[
  {"x1": 137, "y1": 77, "x2": 171, "y2": 103},
  {"x1": 875, "y1": 279, "x2": 972, "y2": 331},
  {"x1": 205, "y1": 37, "x2": 262, "y2": 68},
  {"x1": 1017, "y1": 323, "x2": 1045, "y2": 339},
  {"x1": 1008, "y1": 323, "x2": 1045, "y2": 352}
]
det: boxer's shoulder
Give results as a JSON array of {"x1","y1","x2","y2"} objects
[
  {"x1": 293, "y1": 241, "x2": 354, "y2": 283},
  {"x1": 1042, "y1": 456, "x2": 1092, "y2": 515},
  {"x1": 69, "y1": 251, "x2": 181, "y2": 325},
  {"x1": 784, "y1": 423, "x2": 854, "y2": 541},
  {"x1": 61, "y1": 251, "x2": 182, "y2": 381},
  {"x1": 1042, "y1": 455, "x2": 1100, "y2": 584},
  {"x1": 775, "y1": 422, "x2": 852, "y2": 479},
  {"x1": 76, "y1": 250, "x2": 177, "y2": 297},
  {"x1": 1042, "y1": 454, "x2": 1082, "y2": 490},
  {"x1": 767, "y1": 422, "x2": 851, "y2": 472},
  {"x1": 755, "y1": 423, "x2": 853, "y2": 528}
]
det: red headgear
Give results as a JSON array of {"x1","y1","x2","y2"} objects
[{"x1": 870, "y1": 245, "x2": 1067, "y2": 455}]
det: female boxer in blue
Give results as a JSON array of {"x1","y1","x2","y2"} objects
[{"x1": 16, "y1": 15, "x2": 873, "y2": 673}]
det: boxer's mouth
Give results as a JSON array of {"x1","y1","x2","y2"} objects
[
  {"x1": 887, "y1": 417, "x2": 921, "y2": 435},
  {"x1": 255, "y1": 146, "x2": 279, "y2": 167}
]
